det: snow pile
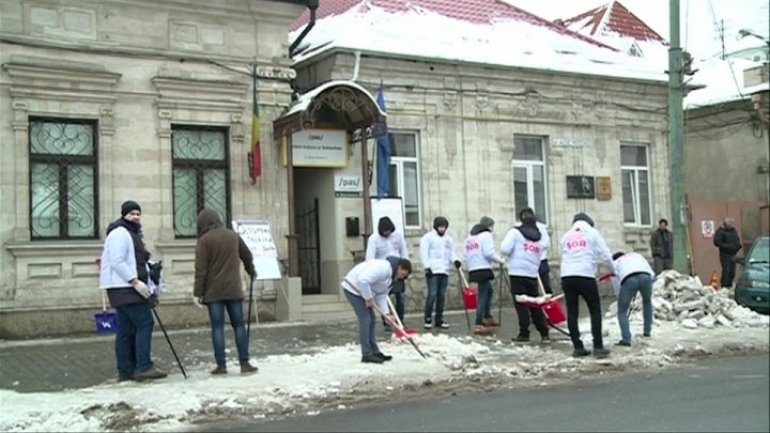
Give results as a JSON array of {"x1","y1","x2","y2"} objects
[{"x1": 615, "y1": 271, "x2": 770, "y2": 329}]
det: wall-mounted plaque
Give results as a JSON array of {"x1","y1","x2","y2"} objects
[
  {"x1": 566, "y1": 175, "x2": 595, "y2": 199},
  {"x1": 596, "y1": 176, "x2": 612, "y2": 201}
]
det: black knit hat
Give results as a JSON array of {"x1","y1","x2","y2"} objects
[
  {"x1": 433, "y1": 216, "x2": 449, "y2": 231},
  {"x1": 572, "y1": 212, "x2": 594, "y2": 227},
  {"x1": 121, "y1": 200, "x2": 142, "y2": 217}
]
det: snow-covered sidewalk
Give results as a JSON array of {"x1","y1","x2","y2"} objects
[
  {"x1": 1, "y1": 313, "x2": 767, "y2": 433},
  {"x1": 2, "y1": 271, "x2": 768, "y2": 432}
]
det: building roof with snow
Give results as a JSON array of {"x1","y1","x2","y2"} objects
[
  {"x1": 557, "y1": 1, "x2": 668, "y2": 61},
  {"x1": 289, "y1": 0, "x2": 668, "y2": 82},
  {"x1": 684, "y1": 55, "x2": 769, "y2": 109}
]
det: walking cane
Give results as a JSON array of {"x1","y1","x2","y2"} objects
[
  {"x1": 151, "y1": 306, "x2": 187, "y2": 379},
  {"x1": 246, "y1": 275, "x2": 255, "y2": 340}
]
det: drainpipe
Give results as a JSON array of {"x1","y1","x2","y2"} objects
[{"x1": 289, "y1": 0, "x2": 318, "y2": 58}]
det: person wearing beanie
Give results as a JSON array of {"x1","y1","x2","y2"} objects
[
  {"x1": 559, "y1": 212, "x2": 614, "y2": 358},
  {"x1": 366, "y1": 216, "x2": 410, "y2": 330},
  {"x1": 514, "y1": 208, "x2": 553, "y2": 294},
  {"x1": 342, "y1": 258, "x2": 412, "y2": 363},
  {"x1": 121, "y1": 200, "x2": 141, "y2": 218},
  {"x1": 419, "y1": 216, "x2": 461, "y2": 330},
  {"x1": 502, "y1": 209, "x2": 549, "y2": 342},
  {"x1": 464, "y1": 221, "x2": 505, "y2": 336},
  {"x1": 479, "y1": 216, "x2": 495, "y2": 231},
  {"x1": 99, "y1": 200, "x2": 167, "y2": 382}
]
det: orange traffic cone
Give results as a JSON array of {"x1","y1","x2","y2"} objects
[{"x1": 709, "y1": 271, "x2": 719, "y2": 291}]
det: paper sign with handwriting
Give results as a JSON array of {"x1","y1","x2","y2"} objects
[{"x1": 232, "y1": 220, "x2": 282, "y2": 280}]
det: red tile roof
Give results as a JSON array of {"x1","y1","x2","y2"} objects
[
  {"x1": 290, "y1": 0, "x2": 615, "y2": 49},
  {"x1": 560, "y1": 1, "x2": 667, "y2": 44}
]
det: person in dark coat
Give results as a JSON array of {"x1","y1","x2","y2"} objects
[
  {"x1": 194, "y1": 208, "x2": 258, "y2": 375},
  {"x1": 713, "y1": 217, "x2": 742, "y2": 288},
  {"x1": 649, "y1": 218, "x2": 674, "y2": 274}
]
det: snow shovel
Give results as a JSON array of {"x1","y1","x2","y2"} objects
[
  {"x1": 498, "y1": 264, "x2": 506, "y2": 325},
  {"x1": 95, "y1": 290, "x2": 118, "y2": 334},
  {"x1": 385, "y1": 296, "x2": 417, "y2": 340},
  {"x1": 344, "y1": 279, "x2": 427, "y2": 359},
  {"x1": 94, "y1": 258, "x2": 118, "y2": 334},
  {"x1": 458, "y1": 269, "x2": 476, "y2": 333}
]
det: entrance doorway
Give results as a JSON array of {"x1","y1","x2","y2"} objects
[
  {"x1": 297, "y1": 198, "x2": 320, "y2": 294},
  {"x1": 293, "y1": 167, "x2": 335, "y2": 295}
]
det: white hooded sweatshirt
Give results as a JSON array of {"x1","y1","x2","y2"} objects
[
  {"x1": 611, "y1": 252, "x2": 655, "y2": 295},
  {"x1": 465, "y1": 229, "x2": 503, "y2": 272},
  {"x1": 559, "y1": 220, "x2": 614, "y2": 278},
  {"x1": 500, "y1": 225, "x2": 543, "y2": 278},
  {"x1": 365, "y1": 231, "x2": 409, "y2": 260},
  {"x1": 420, "y1": 230, "x2": 460, "y2": 276},
  {"x1": 342, "y1": 259, "x2": 394, "y2": 314}
]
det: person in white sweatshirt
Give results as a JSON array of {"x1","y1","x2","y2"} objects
[
  {"x1": 610, "y1": 251, "x2": 655, "y2": 346},
  {"x1": 559, "y1": 212, "x2": 614, "y2": 358},
  {"x1": 501, "y1": 210, "x2": 550, "y2": 343},
  {"x1": 366, "y1": 217, "x2": 410, "y2": 330},
  {"x1": 342, "y1": 257, "x2": 412, "y2": 363},
  {"x1": 420, "y1": 216, "x2": 461, "y2": 330},
  {"x1": 514, "y1": 208, "x2": 553, "y2": 294},
  {"x1": 464, "y1": 216, "x2": 504, "y2": 335}
]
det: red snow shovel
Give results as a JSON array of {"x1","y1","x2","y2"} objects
[
  {"x1": 458, "y1": 269, "x2": 476, "y2": 333},
  {"x1": 386, "y1": 297, "x2": 418, "y2": 340}
]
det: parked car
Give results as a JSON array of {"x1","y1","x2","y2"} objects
[{"x1": 734, "y1": 236, "x2": 770, "y2": 314}]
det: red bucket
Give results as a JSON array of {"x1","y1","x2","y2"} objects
[
  {"x1": 462, "y1": 288, "x2": 478, "y2": 310},
  {"x1": 542, "y1": 299, "x2": 566, "y2": 326}
]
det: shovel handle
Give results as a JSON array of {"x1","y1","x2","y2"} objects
[{"x1": 458, "y1": 268, "x2": 471, "y2": 289}]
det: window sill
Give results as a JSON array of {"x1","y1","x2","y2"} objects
[
  {"x1": 5, "y1": 240, "x2": 104, "y2": 258},
  {"x1": 154, "y1": 239, "x2": 196, "y2": 254}
]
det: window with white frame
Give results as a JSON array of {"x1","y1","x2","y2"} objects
[
  {"x1": 386, "y1": 131, "x2": 422, "y2": 228},
  {"x1": 620, "y1": 143, "x2": 652, "y2": 226},
  {"x1": 512, "y1": 135, "x2": 548, "y2": 224}
]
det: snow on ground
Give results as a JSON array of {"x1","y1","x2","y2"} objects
[{"x1": 1, "y1": 311, "x2": 768, "y2": 432}]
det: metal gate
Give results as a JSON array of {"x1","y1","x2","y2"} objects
[{"x1": 297, "y1": 198, "x2": 321, "y2": 294}]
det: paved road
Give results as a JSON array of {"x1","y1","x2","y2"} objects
[{"x1": 201, "y1": 354, "x2": 770, "y2": 432}]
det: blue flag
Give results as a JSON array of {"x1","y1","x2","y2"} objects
[{"x1": 375, "y1": 83, "x2": 391, "y2": 199}]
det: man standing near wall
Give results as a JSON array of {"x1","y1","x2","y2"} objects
[
  {"x1": 713, "y1": 217, "x2": 742, "y2": 289},
  {"x1": 366, "y1": 217, "x2": 410, "y2": 330},
  {"x1": 649, "y1": 218, "x2": 674, "y2": 274},
  {"x1": 420, "y1": 216, "x2": 461, "y2": 330}
]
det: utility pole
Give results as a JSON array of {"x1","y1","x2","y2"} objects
[{"x1": 669, "y1": 0, "x2": 689, "y2": 274}]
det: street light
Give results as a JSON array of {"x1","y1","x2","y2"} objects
[{"x1": 738, "y1": 29, "x2": 770, "y2": 45}]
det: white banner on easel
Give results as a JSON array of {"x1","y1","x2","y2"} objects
[
  {"x1": 232, "y1": 219, "x2": 282, "y2": 280},
  {"x1": 370, "y1": 197, "x2": 405, "y2": 234}
]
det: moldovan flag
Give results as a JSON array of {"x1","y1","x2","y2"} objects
[{"x1": 250, "y1": 72, "x2": 262, "y2": 184}]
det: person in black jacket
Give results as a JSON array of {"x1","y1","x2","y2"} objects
[{"x1": 713, "y1": 217, "x2": 742, "y2": 288}]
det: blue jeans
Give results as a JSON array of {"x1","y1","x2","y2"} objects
[
  {"x1": 207, "y1": 300, "x2": 250, "y2": 367},
  {"x1": 115, "y1": 302, "x2": 155, "y2": 377},
  {"x1": 345, "y1": 290, "x2": 380, "y2": 356},
  {"x1": 475, "y1": 279, "x2": 494, "y2": 325},
  {"x1": 424, "y1": 274, "x2": 449, "y2": 325},
  {"x1": 617, "y1": 273, "x2": 654, "y2": 343}
]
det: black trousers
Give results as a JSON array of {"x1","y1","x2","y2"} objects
[
  {"x1": 719, "y1": 253, "x2": 737, "y2": 288},
  {"x1": 561, "y1": 276, "x2": 604, "y2": 350},
  {"x1": 510, "y1": 276, "x2": 549, "y2": 338}
]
